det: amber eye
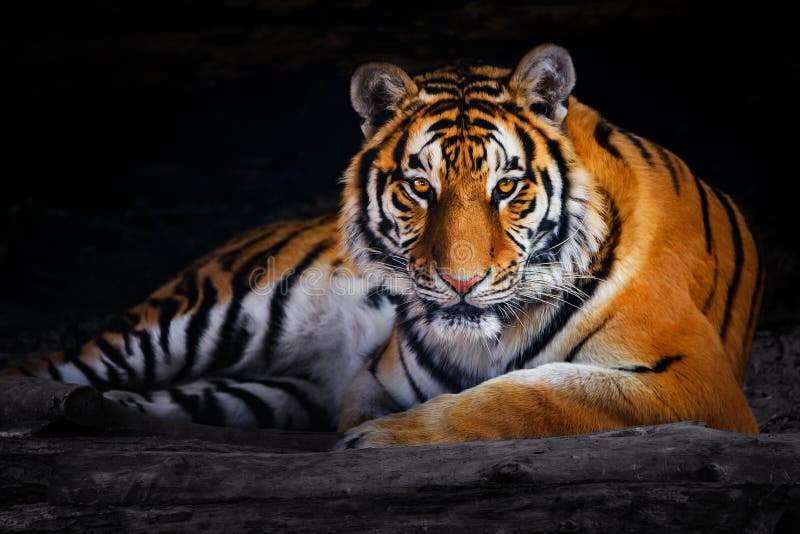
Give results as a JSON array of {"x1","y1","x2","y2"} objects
[
  {"x1": 411, "y1": 178, "x2": 431, "y2": 195},
  {"x1": 495, "y1": 178, "x2": 517, "y2": 197}
]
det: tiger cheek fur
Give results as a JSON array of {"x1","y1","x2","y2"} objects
[{"x1": 3, "y1": 44, "x2": 762, "y2": 447}]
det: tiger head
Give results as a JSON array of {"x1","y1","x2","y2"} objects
[{"x1": 340, "y1": 45, "x2": 607, "y2": 347}]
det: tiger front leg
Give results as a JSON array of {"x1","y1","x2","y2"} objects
[
  {"x1": 337, "y1": 330, "x2": 426, "y2": 433},
  {"x1": 337, "y1": 360, "x2": 758, "y2": 449},
  {"x1": 338, "y1": 364, "x2": 404, "y2": 432}
]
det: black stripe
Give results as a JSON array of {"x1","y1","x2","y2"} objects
[
  {"x1": 168, "y1": 387, "x2": 225, "y2": 426},
  {"x1": 122, "y1": 333, "x2": 133, "y2": 356},
  {"x1": 693, "y1": 176, "x2": 713, "y2": 254},
  {"x1": 744, "y1": 236, "x2": 765, "y2": 346},
  {"x1": 64, "y1": 346, "x2": 107, "y2": 389},
  {"x1": 236, "y1": 238, "x2": 309, "y2": 363},
  {"x1": 205, "y1": 293, "x2": 249, "y2": 374},
  {"x1": 514, "y1": 124, "x2": 536, "y2": 167},
  {"x1": 215, "y1": 383, "x2": 274, "y2": 428},
  {"x1": 232, "y1": 220, "x2": 322, "y2": 288},
  {"x1": 217, "y1": 224, "x2": 281, "y2": 270},
  {"x1": 47, "y1": 358, "x2": 62, "y2": 381},
  {"x1": 134, "y1": 330, "x2": 157, "y2": 389},
  {"x1": 148, "y1": 297, "x2": 180, "y2": 360},
  {"x1": 201, "y1": 387, "x2": 226, "y2": 426},
  {"x1": 702, "y1": 253, "x2": 719, "y2": 315},
  {"x1": 422, "y1": 86, "x2": 460, "y2": 96},
  {"x1": 259, "y1": 239, "x2": 334, "y2": 364},
  {"x1": 101, "y1": 360, "x2": 122, "y2": 387},
  {"x1": 210, "y1": 221, "x2": 321, "y2": 374},
  {"x1": 400, "y1": 320, "x2": 478, "y2": 392},
  {"x1": 594, "y1": 121, "x2": 622, "y2": 159},
  {"x1": 565, "y1": 317, "x2": 610, "y2": 363},
  {"x1": 172, "y1": 278, "x2": 218, "y2": 384},
  {"x1": 427, "y1": 118, "x2": 455, "y2": 132},
  {"x1": 95, "y1": 336, "x2": 137, "y2": 384},
  {"x1": 712, "y1": 189, "x2": 744, "y2": 340},
  {"x1": 131, "y1": 400, "x2": 147, "y2": 414},
  {"x1": 505, "y1": 229, "x2": 526, "y2": 251},
  {"x1": 398, "y1": 344, "x2": 426, "y2": 403},
  {"x1": 258, "y1": 379, "x2": 332, "y2": 430},
  {"x1": 367, "y1": 348, "x2": 382, "y2": 377},
  {"x1": 546, "y1": 139, "x2": 571, "y2": 250},
  {"x1": 375, "y1": 130, "x2": 410, "y2": 242},
  {"x1": 513, "y1": 123, "x2": 541, "y2": 222},
  {"x1": 654, "y1": 144, "x2": 680, "y2": 194},
  {"x1": 400, "y1": 235, "x2": 419, "y2": 250},
  {"x1": 356, "y1": 148, "x2": 393, "y2": 261},
  {"x1": 618, "y1": 355, "x2": 683, "y2": 374},
  {"x1": 174, "y1": 269, "x2": 200, "y2": 312},
  {"x1": 471, "y1": 118, "x2": 498, "y2": 131},
  {"x1": 618, "y1": 128, "x2": 653, "y2": 165},
  {"x1": 539, "y1": 166, "x2": 553, "y2": 202},
  {"x1": 508, "y1": 195, "x2": 621, "y2": 371},
  {"x1": 17, "y1": 366, "x2": 34, "y2": 377},
  {"x1": 362, "y1": 347, "x2": 404, "y2": 415},
  {"x1": 466, "y1": 84, "x2": 502, "y2": 96}
]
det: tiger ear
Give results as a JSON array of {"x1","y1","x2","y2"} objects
[
  {"x1": 351, "y1": 62, "x2": 418, "y2": 137},
  {"x1": 510, "y1": 44, "x2": 576, "y2": 126}
]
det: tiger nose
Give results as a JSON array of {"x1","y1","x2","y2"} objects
[{"x1": 440, "y1": 272, "x2": 486, "y2": 295}]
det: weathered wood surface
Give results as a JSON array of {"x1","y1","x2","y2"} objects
[
  {"x1": 1, "y1": 421, "x2": 798, "y2": 533},
  {"x1": 0, "y1": 377, "x2": 103, "y2": 431}
]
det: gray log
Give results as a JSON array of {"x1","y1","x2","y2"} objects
[
  {"x1": 0, "y1": 377, "x2": 103, "y2": 429},
  {"x1": 1, "y1": 422, "x2": 798, "y2": 532}
]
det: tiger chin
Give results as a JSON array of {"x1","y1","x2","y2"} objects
[{"x1": 2, "y1": 44, "x2": 762, "y2": 449}]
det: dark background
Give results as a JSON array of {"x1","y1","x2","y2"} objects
[{"x1": 2, "y1": 1, "x2": 798, "y2": 356}]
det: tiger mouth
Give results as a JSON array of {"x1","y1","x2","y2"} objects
[{"x1": 429, "y1": 301, "x2": 488, "y2": 323}]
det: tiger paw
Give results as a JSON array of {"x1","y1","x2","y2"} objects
[{"x1": 334, "y1": 394, "x2": 464, "y2": 449}]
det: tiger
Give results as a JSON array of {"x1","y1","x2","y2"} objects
[{"x1": 1, "y1": 44, "x2": 763, "y2": 448}]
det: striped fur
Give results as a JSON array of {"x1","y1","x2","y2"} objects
[{"x1": 2, "y1": 45, "x2": 763, "y2": 447}]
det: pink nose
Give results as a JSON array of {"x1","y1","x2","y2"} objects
[{"x1": 440, "y1": 273, "x2": 484, "y2": 295}]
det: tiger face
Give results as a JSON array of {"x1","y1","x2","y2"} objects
[{"x1": 341, "y1": 46, "x2": 606, "y2": 346}]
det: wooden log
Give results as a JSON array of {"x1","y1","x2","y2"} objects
[
  {"x1": 0, "y1": 377, "x2": 102, "y2": 429},
  {"x1": 1, "y1": 423, "x2": 798, "y2": 532}
]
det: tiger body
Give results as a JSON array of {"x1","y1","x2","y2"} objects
[{"x1": 3, "y1": 45, "x2": 762, "y2": 446}]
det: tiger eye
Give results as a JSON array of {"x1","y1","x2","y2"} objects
[
  {"x1": 412, "y1": 178, "x2": 431, "y2": 195},
  {"x1": 496, "y1": 178, "x2": 516, "y2": 195}
]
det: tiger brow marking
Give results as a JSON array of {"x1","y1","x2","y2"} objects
[
  {"x1": 504, "y1": 156, "x2": 522, "y2": 172},
  {"x1": 408, "y1": 153, "x2": 424, "y2": 171}
]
